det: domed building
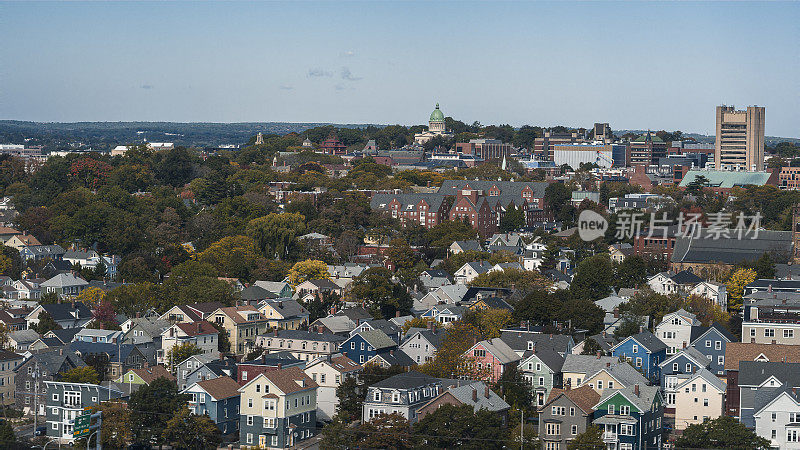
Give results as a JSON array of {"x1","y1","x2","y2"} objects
[{"x1": 414, "y1": 103, "x2": 454, "y2": 145}]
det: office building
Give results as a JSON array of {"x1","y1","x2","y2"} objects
[{"x1": 715, "y1": 105, "x2": 765, "y2": 171}]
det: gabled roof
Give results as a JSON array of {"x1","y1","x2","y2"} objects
[
  {"x1": 25, "y1": 348, "x2": 87, "y2": 374},
  {"x1": 432, "y1": 381, "x2": 510, "y2": 413},
  {"x1": 352, "y1": 329, "x2": 396, "y2": 351},
  {"x1": 595, "y1": 295, "x2": 627, "y2": 313},
  {"x1": 471, "y1": 338, "x2": 520, "y2": 364},
  {"x1": 544, "y1": 385, "x2": 600, "y2": 415},
  {"x1": 193, "y1": 376, "x2": 241, "y2": 400},
  {"x1": 670, "y1": 270, "x2": 704, "y2": 285},
  {"x1": 403, "y1": 329, "x2": 446, "y2": 350},
  {"x1": 660, "y1": 346, "x2": 711, "y2": 368},
  {"x1": 613, "y1": 330, "x2": 667, "y2": 354},
  {"x1": 753, "y1": 386, "x2": 800, "y2": 418},
  {"x1": 261, "y1": 299, "x2": 310, "y2": 319},
  {"x1": 173, "y1": 321, "x2": 218, "y2": 337},
  {"x1": 738, "y1": 361, "x2": 800, "y2": 387},
  {"x1": 690, "y1": 322, "x2": 736, "y2": 345},
  {"x1": 316, "y1": 355, "x2": 362, "y2": 374},
  {"x1": 240, "y1": 285, "x2": 277, "y2": 301},
  {"x1": 312, "y1": 315, "x2": 356, "y2": 334},
  {"x1": 0, "y1": 349, "x2": 22, "y2": 361},
  {"x1": 36, "y1": 302, "x2": 92, "y2": 322},
  {"x1": 8, "y1": 329, "x2": 39, "y2": 344},
  {"x1": 40, "y1": 273, "x2": 88, "y2": 288},
  {"x1": 266, "y1": 329, "x2": 346, "y2": 343},
  {"x1": 562, "y1": 354, "x2": 621, "y2": 375},
  {"x1": 126, "y1": 317, "x2": 170, "y2": 337},
  {"x1": 724, "y1": 343, "x2": 800, "y2": 371},
  {"x1": 520, "y1": 346, "x2": 565, "y2": 372},
  {"x1": 471, "y1": 296, "x2": 513, "y2": 311},
  {"x1": 659, "y1": 308, "x2": 699, "y2": 327},
  {"x1": 69, "y1": 341, "x2": 140, "y2": 362},
  {"x1": 586, "y1": 363, "x2": 649, "y2": 388},
  {"x1": 125, "y1": 365, "x2": 176, "y2": 384},
  {"x1": 369, "y1": 349, "x2": 415, "y2": 367},
  {"x1": 253, "y1": 281, "x2": 292, "y2": 295},
  {"x1": 500, "y1": 330, "x2": 572, "y2": 354},
  {"x1": 451, "y1": 240, "x2": 483, "y2": 252},
  {"x1": 671, "y1": 230, "x2": 792, "y2": 265},
  {"x1": 675, "y1": 368, "x2": 725, "y2": 393},
  {"x1": 240, "y1": 366, "x2": 318, "y2": 395},
  {"x1": 336, "y1": 306, "x2": 372, "y2": 322},
  {"x1": 595, "y1": 384, "x2": 660, "y2": 413},
  {"x1": 371, "y1": 370, "x2": 440, "y2": 390}
]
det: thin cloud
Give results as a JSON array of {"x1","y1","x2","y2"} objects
[
  {"x1": 308, "y1": 68, "x2": 333, "y2": 78},
  {"x1": 279, "y1": 85, "x2": 294, "y2": 90},
  {"x1": 340, "y1": 67, "x2": 362, "y2": 81},
  {"x1": 334, "y1": 84, "x2": 346, "y2": 91},
  {"x1": 140, "y1": 84, "x2": 154, "y2": 90},
  {"x1": 340, "y1": 50, "x2": 355, "y2": 57}
]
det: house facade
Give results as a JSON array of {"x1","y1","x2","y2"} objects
[
  {"x1": 183, "y1": 376, "x2": 241, "y2": 436},
  {"x1": 255, "y1": 329, "x2": 344, "y2": 362},
  {"x1": 538, "y1": 386, "x2": 600, "y2": 450},
  {"x1": 592, "y1": 385, "x2": 664, "y2": 450},
  {"x1": 655, "y1": 309, "x2": 700, "y2": 356},
  {"x1": 673, "y1": 369, "x2": 726, "y2": 431},
  {"x1": 611, "y1": 331, "x2": 667, "y2": 383},
  {"x1": 303, "y1": 355, "x2": 362, "y2": 421},
  {"x1": 362, "y1": 371, "x2": 448, "y2": 423},
  {"x1": 44, "y1": 381, "x2": 123, "y2": 444}
]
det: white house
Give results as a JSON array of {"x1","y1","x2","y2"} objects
[
  {"x1": 672, "y1": 369, "x2": 726, "y2": 431},
  {"x1": 647, "y1": 272, "x2": 678, "y2": 295},
  {"x1": 655, "y1": 309, "x2": 700, "y2": 355},
  {"x1": 453, "y1": 261, "x2": 492, "y2": 285},
  {"x1": 303, "y1": 355, "x2": 362, "y2": 421},
  {"x1": 753, "y1": 388, "x2": 800, "y2": 449},
  {"x1": 160, "y1": 321, "x2": 218, "y2": 365}
]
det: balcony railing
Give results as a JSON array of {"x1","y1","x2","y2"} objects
[{"x1": 603, "y1": 432, "x2": 618, "y2": 441}]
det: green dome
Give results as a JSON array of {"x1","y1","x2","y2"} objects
[{"x1": 429, "y1": 103, "x2": 445, "y2": 122}]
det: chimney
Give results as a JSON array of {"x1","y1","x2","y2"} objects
[
  {"x1": 277, "y1": 363, "x2": 282, "y2": 370},
  {"x1": 472, "y1": 388, "x2": 478, "y2": 402},
  {"x1": 634, "y1": 384, "x2": 640, "y2": 397},
  {"x1": 278, "y1": 301, "x2": 283, "y2": 308},
  {"x1": 682, "y1": 342, "x2": 687, "y2": 349},
  {"x1": 274, "y1": 329, "x2": 278, "y2": 337},
  {"x1": 427, "y1": 321, "x2": 434, "y2": 331},
  {"x1": 532, "y1": 342, "x2": 536, "y2": 353},
  {"x1": 772, "y1": 340, "x2": 777, "y2": 344},
  {"x1": 485, "y1": 385, "x2": 490, "y2": 398},
  {"x1": 768, "y1": 284, "x2": 772, "y2": 293},
  {"x1": 136, "y1": 312, "x2": 140, "y2": 318},
  {"x1": 196, "y1": 322, "x2": 201, "y2": 333},
  {"x1": 317, "y1": 325, "x2": 324, "y2": 334},
  {"x1": 639, "y1": 326, "x2": 643, "y2": 333},
  {"x1": 395, "y1": 310, "x2": 400, "y2": 318},
  {"x1": 390, "y1": 350, "x2": 395, "y2": 356},
  {"x1": 262, "y1": 354, "x2": 267, "y2": 364},
  {"x1": 596, "y1": 351, "x2": 601, "y2": 359},
  {"x1": 59, "y1": 348, "x2": 63, "y2": 356},
  {"x1": 613, "y1": 308, "x2": 619, "y2": 319},
  {"x1": 602, "y1": 331, "x2": 607, "y2": 338}
]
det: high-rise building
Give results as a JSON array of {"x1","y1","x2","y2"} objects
[{"x1": 715, "y1": 105, "x2": 765, "y2": 171}]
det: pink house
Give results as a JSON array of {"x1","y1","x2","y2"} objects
[{"x1": 465, "y1": 338, "x2": 521, "y2": 383}]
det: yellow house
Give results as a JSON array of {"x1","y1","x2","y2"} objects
[
  {"x1": 258, "y1": 299, "x2": 310, "y2": 331},
  {"x1": 209, "y1": 306, "x2": 268, "y2": 355},
  {"x1": 238, "y1": 367, "x2": 318, "y2": 449}
]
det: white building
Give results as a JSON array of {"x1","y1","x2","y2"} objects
[
  {"x1": 655, "y1": 309, "x2": 700, "y2": 355},
  {"x1": 413, "y1": 104, "x2": 454, "y2": 145}
]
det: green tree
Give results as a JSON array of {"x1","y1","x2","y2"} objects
[
  {"x1": 544, "y1": 182, "x2": 572, "y2": 216},
  {"x1": 414, "y1": 403, "x2": 505, "y2": 450},
  {"x1": 615, "y1": 255, "x2": 648, "y2": 288},
  {"x1": 468, "y1": 268, "x2": 550, "y2": 297},
  {"x1": 613, "y1": 313, "x2": 644, "y2": 339},
  {"x1": 354, "y1": 413, "x2": 418, "y2": 449},
  {"x1": 620, "y1": 288, "x2": 683, "y2": 326},
  {"x1": 424, "y1": 219, "x2": 477, "y2": 248},
  {"x1": 128, "y1": 377, "x2": 189, "y2": 446},
  {"x1": 334, "y1": 376, "x2": 365, "y2": 423},
  {"x1": 0, "y1": 419, "x2": 14, "y2": 443},
  {"x1": 210, "y1": 322, "x2": 231, "y2": 353},
  {"x1": 162, "y1": 406, "x2": 222, "y2": 450},
  {"x1": 493, "y1": 365, "x2": 533, "y2": 413},
  {"x1": 33, "y1": 311, "x2": 61, "y2": 334},
  {"x1": 567, "y1": 424, "x2": 604, "y2": 450},
  {"x1": 246, "y1": 212, "x2": 306, "y2": 259},
  {"x1": 349, "y1": 267, "x2": 412, "y2": 319},
  {"x1": 198, "y1": 235, "x2": 259, "y2": 278},
  {"x1": 752, "y1": 252, "x2": 776, "y2": 279},
  {"x1": 500, "y1": 203, "x2": 525, "y2": 232},
  {"x1": 167, "y1": 342, "x2": 203, "y2": 369},
  {"x1": 675, "y1": 416, "x2": 771, "y2": 449},
  {"x1": 59, "y1": 366, "x2": 100, "y2": 384},
  {"x1": 320, "y1": 417, "x2": 358, "y2": 449},
  {"x1": 98, "y1": 401, "x2": 133, "y2": 448},
  {"x1": 570, "y1": 254, "x2": 613, "y2": 300},
  {"x1": 581, "y1": 338, "x2": 603, "y2": 355}
]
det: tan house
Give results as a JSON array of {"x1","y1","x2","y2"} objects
[
  {"x1": 673, "y1": 369, "x2": 726, "y2": 431},
  {"x1": 562, "y1": 354, "x2": 621, "y2": 389},
  {"x1": 209, "y1": 306, "x2": 269, "y2": 355},
  {"x1": 581, "y1": 363, "x2": 649, "y2": 397},
  {"x1": 303, "y1": 355, "x2": 362, "y2": 420},
  {"x1": 5, "y1": 233, "x2": 41, "y2": 250}
]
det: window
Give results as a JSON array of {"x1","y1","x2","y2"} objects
[
  {"x1": 788, "y1": 429, "x2": 799, "y2": 442},
  {"x1": 242, "y1": 371, "x2": 248, "y2": 381},
  {"x1": 392, "y1": 392, "x2": 400, "y2": 403},
  {"x1": 608, "y1": 404, "x2": 615, "y2": 415},
  {"x1": 632, "y1": 345, "x2": 639, "y2": 353},
  {"x1": 673, "y1": 363, "x2": 679, "y2": 372},
  {"x1": 246, "y1": 415, "x2": 253, "y2": 426},
  {"x1": 686, "y1": 363, "x2": 692, "y2": 372},
  {"x1": 772, "y1": 412, "x2": 777, "y2": 422},
  {"x1": 539, "y1": 377, "x2": 544, "y2": 386},
  {"x1": 373, "y1": 391, "x2": 381, "y2": 401},
  {"x1": 703, "y1": 399, "x2": 709, "y2": 406},
  {"x1": 52, "y1": 393, "x2": 58, "y2": 402},
  {"x1": 765, "y1": 329, "x2": 775, "y2": 337},
  {"x1": 705, "y1": 340, "x2": 711, "y2": 348},
  {"x1": 715, "y1": 341, "x2": 722, "y2": 350},
  {"x1": 635, "y1": 357, "x2": 642, "y2": 367},
  {"x1": 785, "y1": 329, "x2": 795, "y2": 339},
  {"x1": 597, "y1": 380, "x2": 603, "y2": 390},
  {"x1": 474, "y1": 349, "x2": 486, "y2": 357},
  {"x1": 246, "y1": 433, "x2": 253, "y2": 444},
  {"x1": 608, "y1": 381, "x2": 614, "y2": 389},
  {"x1": 718, "y1": 355, "x2": 725, "y2": 365},
  {"x1": 247, "y1": 398, "x2": 253, "y2": 408},
  {"x1": 750, "y1": 328, "x2": 756, "y2": 337},
  {"x1": 551, "y1": 406, "x2": 565, "y2": 415},
  {"x1": 620, "y1": 405, "x2": 630, "y2": 415},
  {"x1": 545, "y1": 423, "x2": 560, "y2": 435},
  {"x1": 263, "y1": 417, "x2": 275, "y2": 428},
  {"x1": 571, "y1": 425, "x2": 578, "y2": 435},
  {"x1": 351, "y1": 342, "x2": 355, "y2": 349},
  {"x1": 772, "y1": 430, "x2": 777, "y2": 439},
  {"x1": 570, "y1": 407, "x2": 575, "y2": 416}
]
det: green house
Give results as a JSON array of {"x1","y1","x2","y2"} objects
[{"x1": 592, "y1": 384, "x2": 664, "y2": 449}]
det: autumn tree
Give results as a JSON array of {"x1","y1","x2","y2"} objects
[
  {"x1": 198, "y1": 235, "x2": 259, "y2": 279},
  {"x1": 162, "y1": 406, "x2": 222, "y2": 450},
  {"x1": 684, "y1": 294, "x2": 730, "y2": 327},
  {"x1": 33, "y1": 311, "x2": 61, "y2": 334},
  {"x1": 400, "y1": 317, "x2": 441, "y2": 333},
  {"x1": 59, "y1": 366, "x2": 100, "y2": 384},
  {"x1": 468, "y1": 268, "x2": 550, "y2": 296},
  {"x1": 98, "y1": 401, "x2": 133, "y2": 448},
  {"x1": 463, "y1": 308, "x2": 513, "y2": 339},
  {"x1": 287, "y1": 259, "x2": 330, "y2": 286},
  {"x1": 246, "y1": 212, "x2": 306, "y2": 259},
  {"x1": 418, "y1": 320, "x2": 481, "y2": 378},
  {"x1": 90, "y1": 299, "x2": 120, "y2": 330},
  {"x1": 726, "y1": 268, "x2": 757, "y2": 313}
]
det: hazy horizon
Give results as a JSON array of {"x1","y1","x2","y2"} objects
[{"x1": 3, "y1": 1, "x2": 798, "y2": 137}]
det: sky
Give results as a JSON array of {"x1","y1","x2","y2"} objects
[{"x1": 2, "y1": 1, "x2": 798, "y2": 137}]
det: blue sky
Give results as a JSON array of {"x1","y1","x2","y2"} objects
[{"x1": 2, "y1": 1, "x2": 798, "y2": 136}]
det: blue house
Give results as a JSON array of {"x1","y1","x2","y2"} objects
[
  {"x1": 611, "y1": 331, "x2": 667, "y2": 382},
  {"x1": 659, "y1": 346, "x2": 711, "y2": 389},
  {"x1": 592, "y1": 384, "x2": 665, "y2": 450},
  {"x1": 688, "y1": 323, "x2": 736, "y2": 376},
  {"x1": 341, "y1": 329, "x2": 397, "y2": 365},
  {"x1": 183, "y1": 376, "x2": 241, "y2": 437}
]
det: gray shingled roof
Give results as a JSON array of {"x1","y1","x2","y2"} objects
[
  {"x1": 623, "y1": 330, "x2": 667, "y2": 353},
  {"x1": 438, "y1": 180, "x2": 549, "y2": 200},
  {"x1": 441, "y1": 381, "x2": 510, "y2": 412},
  {"x1": 357, "y1": 329, "x2": 397, "y2": 350},
  {"x1": 371, "y1": 370, "x2": 440, "y2": 389},
  {"x1": 562, "y1": 354, "x2": 620, "y2": 374},
  {"x1": 500, "y1": 331, "x2": 572, "y2": 354},
  {"x1": 370, "y1": 193, "x2": 446, "y2": 212},
  {"x1": 675, "y1": 368, "x2": 726, "y2": 393},
  {"x1": 596, "y1": 384, "x2": 660, "y2": 413},
  {"x1": 671, "y1": 230, "x2": 792, "y2": 265},
  {"x1": 738, "y1": 361, "x2": 800, "y2": 387},
  {"x1": 270, "y1": 329, "x2": 345, "y2": 343}
]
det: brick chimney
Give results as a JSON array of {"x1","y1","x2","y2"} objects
[
  {"x1": 277, "y1": 363, "x2": 282, "y2": 370},
  {"x1": 472, "y1": 388, "x2": 478, "y2": 402},
  {"x1": 427, "y1": 321, "x2": 434, "y2": 331},
  {"x1": 274, "y1": 329, "x2": 278, "y2": 337},
  {"x1": 484, "y1": 385, "x2": 490, "y2": 398},
  {"x1": 395, "y1": 310, "x2": 400, "y2": 318},
  {"x1": 613, "y1": 308, "x2": 619, "y2": 319},
  {"x1": 634, "y1": 384, "x2": 640, "y2": 397},
  {"x1": 196, "y1": 322, "x2": 201, "y2": 333},
  {"x1": 596, "y1": 351, "x2": 601, "y2": 359}
]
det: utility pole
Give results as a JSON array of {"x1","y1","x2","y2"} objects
[
  {"x1": 520, "y1": 409, "x2": 524, "y2": 450},
  {"x1": 33, "y1": 361, "x2": 39, "y2": 437}
]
